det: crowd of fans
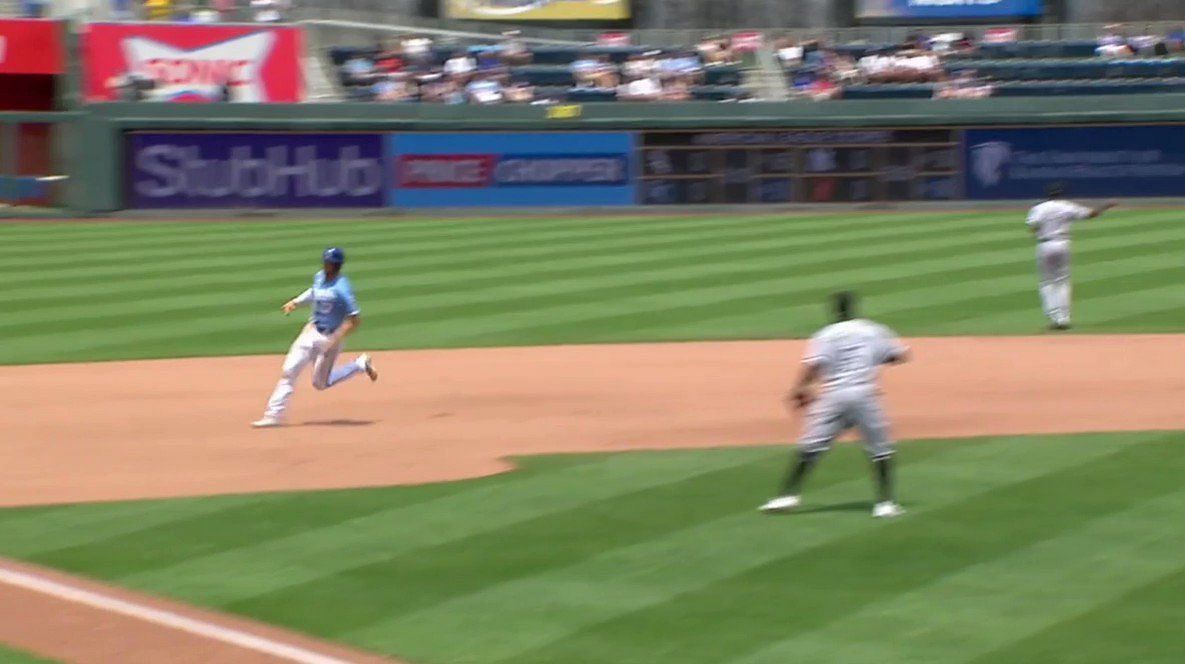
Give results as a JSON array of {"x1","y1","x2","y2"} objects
[
  {"x1": 84, "y1": 0, "x2": 291, "y2": 23},
  {"x1": 777, "y1": 32, "x2": 989, "y2": 101},
  {"x1": 1095, "y1": 24, "x2": 1185, "y2": 58},
  {"x1": 340, "y1": 32, "x2": 743, "y2": 104}
]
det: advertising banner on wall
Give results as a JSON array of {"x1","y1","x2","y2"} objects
[
  {"x1": 125, "y1": 133, "x2": 385, "y2": 208},
  {"x1": 856, "y1": 0, "x2": 1043, "y2": 20},
  {"x1": 965, "y1": 126, "x2": 1185, "y2": 199},
  {"x1": 445, "y1": 0, "x2": 630, "y2": 21},
  {"x1": 0, "y1": 19, "x2": 64, "y2": 74},
  {"x1": 389, "y1": 133, "x2": 636, "y2": 208},
  {"x1": 84, "y1": 22, "x2": 304, "y2": 103}
]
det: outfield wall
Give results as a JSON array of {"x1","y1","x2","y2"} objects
[{"x1": 18, "y1": 94, "x2": 1185, "y2": 214}]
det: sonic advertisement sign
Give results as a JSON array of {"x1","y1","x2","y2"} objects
[
  {"x1": 84, "y1": 23, "x2": 304, "y2": 102},
  {"x1": 389, "y1": 133, "x2": 636, "y2": 207},
  {"x1": 965, "y1": 126, "x2": 1185, "y2": 199}
]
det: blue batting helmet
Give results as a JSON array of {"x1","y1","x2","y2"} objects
[{"x1": 322, "y1": 247, "x2": 346, "y2": 265}]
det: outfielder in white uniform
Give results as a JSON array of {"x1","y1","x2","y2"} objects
[
  {"x1": 1027, "y1": 183, "x2": 1116, "y2": 330},
  {"x1": 252, "y1": 247, "x2": 378, "y2": 428},
  {"x1": 760, "y1": 292, "x2": 910, "y2": 518}
]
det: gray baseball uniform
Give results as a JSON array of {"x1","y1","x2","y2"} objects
[
  {"x1": 1027, "y1": 199, "x2": 1092, "y2": 326},
  {"x1": 798, "y1": 319, "x2": 907, "y2": 460}
]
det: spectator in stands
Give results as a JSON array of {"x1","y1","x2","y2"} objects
[
  {"x1": 466, "y1": 72, "x2": 505, "y2": 105},
  {"x1": 444, "y1": 50, "x2": 476, "y2": 84},
  {"x1": 1168, "y1": 27, "x2": 1185, "y2": 53},
  {"x1": 1097, "y1": 24, "x2": 1135, "y2": 58},
  {"x1": 618, "y1": 74, "x2": 662, "y2": 102},
  {"x1": 421, "y1": 74, "x2": 465, "y2": 104},
  {"x1": 190, "y1": 6, "x2": 220, "y2": 22},
  {"x1": 697, "y1": 36, "x2": 735, "y2": 66},
  {"x1": 112, "y1": 0, "x2": 134, "y2": 20},
  {"x1": 826, "y1": 51, "x2": 861, "y2": 84},
  {"x1": 658, "y1": 51, "x2": 703, "y2": 86},
  {"x1": 661, "y1": 77, "x2": 692, "y2": 101},
  {"x1": 475, "y1": 48, "x2": 506, "y2": 75},
  {"x1": 777, "y1": 40, "x2": 803, "y2": 67},
  {"x1": 343, "y1": 54, "x2": 377, "y2": 87},
  {"x1": 806, "y1": 74, "x2": 841, "y2": 101},
  {"x1": 934, "y1": 69, "x2": 994, "y2": 99},
  {"x1": 402, "y1": 34, "x2": 434, "y2": 66},
  {"x1": 622, "y1": 52, "x2": 658, "y2": 80},
  {"x1": 571, "y1": 53, "x2": 602, "y2": 88},
  {"x1": 499, "y1": 31, "x2": 533, "y2": 66},
  {"x1": 375, "y1": 76, "x2": 416, "y2": 102},
  {"x1": 505, "y1": 79, "x2": 535, "y2": 103},
  {"x1": 375, "y1": 42, "x2": 406, "y2": 76},
  {"x1": 250, "y1": 0, "x2": 285, "y2": 23}
]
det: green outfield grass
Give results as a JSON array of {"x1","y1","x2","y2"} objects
[
  {"x1": 3, "y1": 209, "x2": 1184, "y2": 364},
  {"x1": 0, "y1": 645, "x2": 54, "y2": 663},
  {"x1": 3, "y1": 432, "x2": 1185, "y2": 664}
]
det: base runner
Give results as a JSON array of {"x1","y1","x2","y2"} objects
[
  {"x1": 1027, "y1": 182, "x2": 1116, "y2": 330},
  {"x1": 760, "y1": 292, "x2": 910, "y2": 518},
  {"x1": 252, "y1": 247, "x2": 378, "y2": 428}
]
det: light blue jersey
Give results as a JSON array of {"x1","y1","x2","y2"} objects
[{"x1": 309, "y1": 270, "x2": 360, "y2": 333}]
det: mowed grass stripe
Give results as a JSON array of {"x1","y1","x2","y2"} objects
[
  {"x1": 970, "y1": 565, "x2": 1185, "y2": 664},
  {"x1": 338, "y1": 433, "x2": 1141, "y2": 662},
  {"x1": 733, "y1": 486, "x2": 1185, "y2": 664},
  {"x1": 110, "y1": 449, "x2": 781, "y2": 605},
  {"x1": 0, "y1": 212, "x2": 1040, "y2": 330},
  {"x1": 503, "y1": 434, "x2": 1184, "y2": 664},
  {"x1": 3, "y1": 211, "x2": 984, "y2": 309},
  {"x1": 438, "y1": 228, "x2": 1185, "y2": 347},
  {"x1": 7, "y1": 211, "x2": 989, "y2": 292},
  {"x1": 14, "y1": 221, "x2": 1177, "y2": 361}
]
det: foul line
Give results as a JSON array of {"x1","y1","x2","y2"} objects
[{"x1": 0, "y1": 565, "x2": 355, "y2": 664}]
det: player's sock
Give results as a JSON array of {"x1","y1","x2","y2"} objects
[
  {"x1": 779, "y1": 450, "x2": 821, "y2": 496},
  {"x1": 1059, "y1": 282, "x2": 1072, "y2": 324},
  {"x1": 873, "y1": 456, "x2": 894, "y2": 503}
]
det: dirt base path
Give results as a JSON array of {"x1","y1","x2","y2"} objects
[
  {"x1": 3, "y1": 335, "x2": 1183, "y2": 507},
  {"x1": 1, "y1": 334, "x2": 1183, "y2": 663}
]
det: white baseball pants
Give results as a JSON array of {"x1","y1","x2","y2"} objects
[
  {"x1": 1036, "y1": 240, "x2": 1072, "y2": 325},
  {"x1": 263, "y1": 323, "x2": 365, "y2": 419}
]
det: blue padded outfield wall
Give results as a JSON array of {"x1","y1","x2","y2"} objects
[
  {"x1": 387, "y1": 132, "x2": 636, "y2": 208},
  {"x1": 114, "y1": 124, "x2": 1185, "y2": 209},
  {"x1": 965, "y1": 126, "x2": 1185, "y2": 200}
]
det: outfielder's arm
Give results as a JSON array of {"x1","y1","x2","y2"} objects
[
  {"x1": 1085, "y1": 200, "x2": 1117, "y2": 219},
  {"x1": 282, "y1": 288, "x2": 314, "y2": 315}
]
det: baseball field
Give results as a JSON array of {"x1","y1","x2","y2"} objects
[{"x1": 1, "y1": 209, "x2": 1184, "y2": 663}]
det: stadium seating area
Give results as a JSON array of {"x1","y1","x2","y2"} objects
[
  {"x1": 328, "y1": 42, "x2": 746, "y2": 104},
  {"x1": 785, "y1": 30, "x2": 1185, "y2": 100}
]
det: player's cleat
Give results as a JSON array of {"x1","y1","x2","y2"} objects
[
  {"x1": 360, "y1": 353, "x2": 379, "y2": 382},
  {"x1": 872, "y1": 501, "x2": 905, "y2": 518},
  {"x1": 759, "y1": 495, "x2": 801, "y2": 514},
  {"x1": 1049, "y1": 322, "x2": 1071, "y2": 331},
  {"x1": 251, "y1": 417, "x2": 282, "y2": 428}
]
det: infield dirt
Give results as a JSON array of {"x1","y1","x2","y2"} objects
[{"x1": 1, "y1": 335, "x2": 1182, "y2": 663}]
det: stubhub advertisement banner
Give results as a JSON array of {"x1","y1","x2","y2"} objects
[
  {"x1": 126, "y1": 132, "x2": 385, "y2": 208},
  {"x1": 856, "y1": 0, "x2": 1043, "y2": 19},
  {"x1": 965, "y1": 126, "x2": 1185, "y2": 199},
  {"x1": 389, "y1": 133, "x2": 636, "y2": 207}
]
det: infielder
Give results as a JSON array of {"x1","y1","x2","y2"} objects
[
  {"x1": 252, "y1": 248, "x2": 378, "y2": 428},
  {"x1": 1027, "y1": 183, "x2": 1116, "y2": 330},
  {"x1": 760, "y1": 292, "x2": 909, "y2": 518}
]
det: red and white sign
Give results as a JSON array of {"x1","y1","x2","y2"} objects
[
  {"x1": 0, "y1": 19, "x2": 64, "y2": 75},
  {"x1": 983, "y1": 27, "x2": 1019, "y2": 44},
  {"x1": 731, "y1": 31, "x2": 764, "y2": 53},
  {"x1": 597, "y1": 32, "x2": 631, "y2": 47},
  {"x1": 83, "y1": 22, "x2": 304, "y2": 103},
  {"x1": 397, "y1": 155, "x2": 495, "y2": 188}
]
